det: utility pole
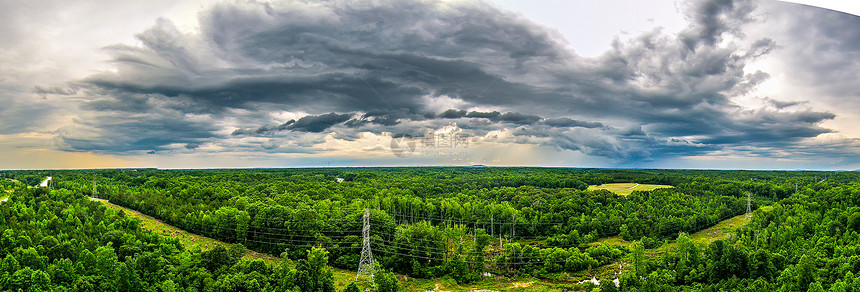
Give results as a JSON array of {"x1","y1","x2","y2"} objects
[
  {"x1": 490, "y1": 214, "x2": 494, "y2": 236},
  {"x1": 473, "y1": 221, "x2": 476, "y2": 243},
  {"x1": 356, "y1": 208, "x2": 376, "y2": 281}
]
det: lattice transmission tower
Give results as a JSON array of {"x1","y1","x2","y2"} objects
[
  {"x1": 356, "y1": 208, "x2": 376, "y2": 281},
  {"x1": 745, "y1": 192, "x2": 752, "y2": 219}
]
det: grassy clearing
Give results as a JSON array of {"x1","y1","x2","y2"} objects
[
  {"x1": 592, "y1": 206, "x2": 773, "y2": 251},
  {"x1": 587, "y1": 183, "x2": 673, "y2": 196}
]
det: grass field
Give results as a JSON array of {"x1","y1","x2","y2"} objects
[{"x1": 587, "y1": 183, "x2": 673, "y2": 196}]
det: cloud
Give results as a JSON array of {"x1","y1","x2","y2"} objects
[
  {"x1": 678, "y1": 0, "x2": 755, "y2": 50},
  {"x1": 33, "y1": 85, "x2": 77, "y2": 98},
  {"x1": 763, "y1": 97, "x2": 804, "y2": 109},
  {"x1": 752, "y1": 2, "x2": 860, "y2": 136},
  {"x1": 43, "y1": 0, "x2": 852, "y2": 166},
  {"x1": 542, "y1": 118, "x2": 604, "y2": 128},
  {"x1": 436, "y1": 110, "x2": 541, "y2": 125},
  {"x1": 232, "y1": 112, "x2": 352, "y2": 136},
  {"x1": 287, "y1": 112, "x2": 352, "y2": 132}
]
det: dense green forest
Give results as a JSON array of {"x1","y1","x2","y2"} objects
[
  {"x1": 0, "y1": 186, "x2": 370, "y2": 291},
  {"x1": 0, "y1": 168, "x2": 855, "y2": 291}
]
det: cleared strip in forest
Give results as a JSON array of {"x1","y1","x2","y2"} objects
[
  {"x1": 592, "y1": 205, "x2": 773, "y2": 251},
  {"x1": 87, "y1": 198, "x2": 583, "y2": 291},
  {"x1": 576, "y1": 207, "x2": 773, "y2": 287},
  {"x1": 90, "y1": 198, "x2": 232, "y2": 252},
  {"x1": 86, "y1": 198, "x2": 361, "y2": 287}
]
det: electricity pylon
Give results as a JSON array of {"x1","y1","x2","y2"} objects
[
  {"x1": 745, "y1": 192, "x2": 752, "y2": 219},
  {"x1": 356, "y1": 208, "x2": 375, "y2": 281}
]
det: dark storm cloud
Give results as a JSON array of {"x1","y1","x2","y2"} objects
[
  {"x1": 678, "y1": 0, "x2": 754, "y2": 50},
  {"x1": 542, "y1": 118, "x2": 604, "y2": 129},
  {"x1": 763, "y1": 97, "x2": 804, "y2": 109},
  {"x1": 80, "y1": 0, "x2": 568, "y2": 114},
  {"x1": 436, "y1": 110, "x2": 541, "y2": 125},
  {"x1": 232, "y1": 112, "x2": 351, "y2": 135},
  {"x1": 360, "y1": 109, "x2": 431, "y2": 126},
  {"x1": 438, "y1": 110, "x2": 540, "y2": 124},
  {"x1": 231, "y1": 120, "x2": 294, "y2": 136},
  {"x1": 33, "y1": 85, "x2": 77, "y2": 98},
  {"x1": 288, "y1": 112, "x2": 352, "y2": 132},
  {"x1": 60, "y1": 0, "x2": 849, "y2": 163},
  {"x1": 439, "y1": 109, "x2": 467, "y2": 119},
  {"x1": 56, "y1": 109, "x2": 219, "y2": 153}
]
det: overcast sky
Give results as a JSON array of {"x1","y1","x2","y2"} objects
[{"x1": 1, "y1": 0, "x2": 859, "y2": 170}]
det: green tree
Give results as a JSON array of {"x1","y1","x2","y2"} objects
[
  {"x1": 632, "y1": 242, "x2": 645, "y2": 278},
  {"x1": 808, "y1": 281, "x2": 824, "y2": 292},
  {"x1": 374, "y1": 268, "x2": 400, "y2": 292},
  {"x1": 797, "y1": 254, "x2": 816, "y2": 289},
  {"x1": 296, "y1": 247, "x2": 336, "y2": 292},
  {"x1": 600, "y1": 280, "x2": 618, "y2": 292},
  {"x1": 200, "y1": 245, "x2": 244, "y2": 273},
  {"x1": 342, "y1": 282, "x2": 360, "y2": 292}
]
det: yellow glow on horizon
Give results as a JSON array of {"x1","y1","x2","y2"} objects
[{"x1": 0, "y1": 148, "x2": 138, "y2": 170}]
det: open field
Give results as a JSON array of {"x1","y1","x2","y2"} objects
[{"x1": 587, "y1": 183, "x2": 673, "y2": 196}]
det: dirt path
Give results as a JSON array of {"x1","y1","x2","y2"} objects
[{"x1": 614, "y1": 183, "x2": 640, "y2": 193}]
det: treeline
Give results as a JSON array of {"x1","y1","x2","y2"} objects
[{"x1": 0, "y1": 168, "x2": 836, "y2": 283}]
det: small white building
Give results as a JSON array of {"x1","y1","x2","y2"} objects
[{"x1": 336, "y1": 177, "x2": 345, "y2": 183}]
